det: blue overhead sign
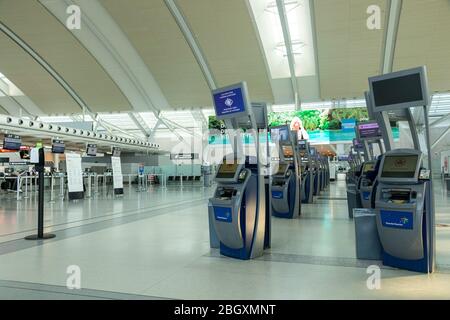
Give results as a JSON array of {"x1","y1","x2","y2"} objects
[{"x1": 213, "y1": 86, "x2": 246, "y2": 118}]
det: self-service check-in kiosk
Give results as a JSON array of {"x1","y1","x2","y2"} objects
[
  {"x1": 270, "y1": 125, "x2": 301, "y2": 219},
  {"x1": 367, "y1": 66, "x2": 435, "y2": 273},
  {"x1": 375, "y1": 150, "x2": 432, "y2": 272},
  {"x1": 357, "y1": 161, "x2": 376, "y2": 208},
  {"x1": 208, "y1": 82, "x2": 268, "y2": 260},
  {"x1": 310, "y1": 147, "x2": 321, "y2": 196},
  {"x1": 299, "y1": 140, "x2": 314, "y2": 203}
]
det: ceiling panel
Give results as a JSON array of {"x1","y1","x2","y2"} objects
[
  {"x1": 314, "y1": 0, "x2": 387, "y2": 100},
  {"x1": 100, "y1": 0, "x2": 211, "y2": 108},
  {"x1": 178, "y1": 0, "x2": 274, "y2": 103},
  {"x1": 0, "y1": 32, "x2": 81, "y2": 114},
  {"x1": 0, "y1": 0, "x2": 132, "y2": 113},
  {"x1": 394, "y1": 0, "x2": 450, "y2": 93}
]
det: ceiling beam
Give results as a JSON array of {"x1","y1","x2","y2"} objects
[
  {"x1": 164, "y1": 0, "x2": 217, "y2": 91},
  {"x1": 309, "y1": 0, "x2": 321, "y2": 101},
  {"x1": 128, "y1": 112, "x2": 151, "y2": 138},
  {"x1": 39, "y1": 0, "x2": 171, "y2": 114},
  {"x1": 380, "y1": 0, "x2": 403, "y2": 74},
  {"x1": 149, "y1": 119, "x2": 162, "y2": 141},
  {"x1": 276, "y1": 0, "x2": 300, "y2": 109},
  {"x1": 0, "y1": 21, "x2": 93, "y2": 115},
  {"x1": 432, "y1": 125, "x2": 450, "y2": 150}
]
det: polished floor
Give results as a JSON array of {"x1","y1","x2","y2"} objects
[{"x1": 0, "y1": 179, "x2": 449, "y2": 299}]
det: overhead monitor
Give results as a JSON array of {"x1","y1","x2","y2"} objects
[
  {"x1": 216, "y1": 162, "x2": 240, "y2": 180},
  {"x1": 298, "y1": 139, "x2": 307, "y2": 150},
  {"x1": 270, "y1": 125, "x2": 290, "y2": 142},
  {"x1": 353, "y1": 138, "x2": 364, "y2": 151},
  {"x1": 338, "y1": 155, "x2": 349, "y2": 162},
  {"x1": 2, "y1": 134, "x2": 21, "y2": 151},
  {"x1": 309, "y1": 147, "x2": 316, "y2": 156},
  {"x1": 369, "y1": 66, "x2": 430, "y2": 113},
  {"x1": 212, "y1": 82, "x2": 251, "y2": 120},
  {"x1": 86, "y1": 144, "x2": 97, "y2": 157},
  {"x1": 381, "y1": 155, "x2": 419, "y2": 179},
  {"x1": 282, "y1": 145, "x2": 294, "y2": 158},
  {"x1": 52, "y1": 139, "x2": 65, "y2": 154},
  {"x1": 250, "y1": 102, "x2": 269, "y2": 129},
  {"x1": 112, "y1": 147, "x2": 121, "y2": 157},
  {"x1": 357, "y1": 121, "x2": 382, "y2": 140}
]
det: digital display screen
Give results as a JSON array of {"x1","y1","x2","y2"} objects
[
  {"x1": 363, "y1": 162, "x2": 375, "y2": 173},
  {"x1": 372, "y1": 73, "x2": 423, "y2": 108},
  {"x1": 338, "y1": 155, "x2": 349, "y2": 161},
  {"x1": 216, "y1": 162, "x2": 239, "y2": 179},
  {"x1": 353, "y1": 138, "x2": 364, "y2": 150},
  {"x1": 275, "y1": 164, "x2": 288, "y2": 176},
  {"x1": 270, "y1": 126, "x2": 289, "y2": 142},
  {"x1": 52, "y1": 140, "x2": 65, "y2": 154},
  {"x1": 86, "y1": 144, "x2": 97, "y2": 157},
  {"x1": 112, "y1": 147, "x2": 121, "y2": 157},
  {"x1": 358, "y1": 122, "x2": 382, "y2": 139},
  {"x1": 309, "y1": 148, "x2": 316, "y2": 156},
  {"x1": 298, "y1": 140, "x2": 307, "y2": 150},
  {"x1": 213, "y1": 87, "x2": 246, "y2": 117},
  {"x1": 282, "y1": 145, "x2": 294, "y2": 158},
  {"x1": 3, "y1": 134, "x2": 21, "y2": 151},
  {"x1": 381, "y1": 155, "x2": 418, "y2": 178}
]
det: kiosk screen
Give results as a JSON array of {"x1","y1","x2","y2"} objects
[
  {"x1": 381, "y1": 155, "x2": 418, "y2": 178},
  {"x1": 282, "y1": 145, "x2": 294, "y2": 158},
  {"x1": 363, "y1": 162, "x2": 374, "y2": 173},
  {"x1": 216, "y1": 162, "x2": 239, "y2": 179},
  {"x1": 275, "y1": 164, "x2": 288, "y2": 176}
]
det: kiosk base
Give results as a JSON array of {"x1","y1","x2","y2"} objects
[
  {"x1": 220, "y1": 243, "x2": 250, "y2": 260},
  {"x1": 382, "y1": 252, "x2": 429, "y2": 273}
]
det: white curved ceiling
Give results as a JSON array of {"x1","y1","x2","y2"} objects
[{"x1": 0, "y1": 0, "x2": 448, "y2": 117}]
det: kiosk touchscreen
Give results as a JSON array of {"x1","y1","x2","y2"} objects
[{"x1": 375, "y1": 150, "x2": 432, "y2": 273}]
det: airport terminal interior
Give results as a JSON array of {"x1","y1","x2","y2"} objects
[{"x1": 0, "y1": 0, "x2": 449, "y2": 300}]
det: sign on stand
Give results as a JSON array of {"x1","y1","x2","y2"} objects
[{"x1": 66, "y1": 153, "x2": 84, "y2": 200}]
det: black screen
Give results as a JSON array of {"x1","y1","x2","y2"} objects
[
  {"x1": 372, "y1": 73, "x2": 423, "y2": 107},
  {"x1": 3, "y1": 134, "x2": 21, "y2": 151},
  {"x1": 52, "y1": 140, "x2": 65, "y2": 154},
  {"x1": 270, "y1": 126, "x2": 289, "y2": 142},
  {"x1": 298, "y1": 141, "x2": 307, "y2": 150},
  {"x1": 86, "y1": 144, "x2": 97, "y2": 156}
]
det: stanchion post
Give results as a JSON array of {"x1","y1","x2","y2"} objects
[{"x1": 25, "y1": 148, "x2": 55, "y2": 240}]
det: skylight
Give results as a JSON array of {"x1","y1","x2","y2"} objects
[{"x1": 249, "y1": 0, "x2": 316, "y2": 79}]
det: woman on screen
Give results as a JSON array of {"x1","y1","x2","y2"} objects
[{"x1": 290, "y1": 117, "x2": 309, "y2": 140}]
